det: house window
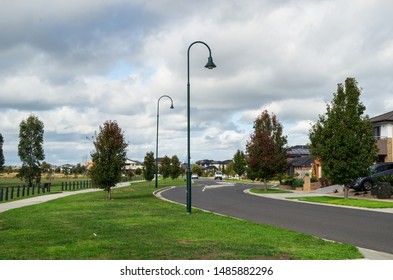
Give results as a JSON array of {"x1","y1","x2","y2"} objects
[{"x1": 373, "y1": 126, "x2": 381, "y2": 139}]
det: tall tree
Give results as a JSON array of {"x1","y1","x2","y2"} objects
[
  {"x1": 18, "y1": 114, "x2": 45, "y2": 187},
  {"x1": 143, "y1": 151, "x2": 155, "y2": 186},
  {"x1": 0, "y1": 133, "x2": 4, "y2": 172},
  {"x1": 89, "y1": 120, "x2": 128, "y2": 199},
  {"x1": 246, "y1": 110, "x2": 287, "y2": 190},
  {"x1": 191, "y1": 165, "x2": 203, "y2": 176},
  {"x1": 309, "y1": 77, "x2": 377, "y2": 191},
  {"x1": 170, "y1": 155, "x2": 182, "y2": 180},
  {"x1": 225, "y1": 162, "x2": 235, "y2": 177},
  {"x1": 159, "y1": 155, "x2": 172, "y2": 181},
  {"x1": 233, "y1": 149, "x2": 247, "y2": 178}
]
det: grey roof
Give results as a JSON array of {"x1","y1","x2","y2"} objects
[
  {"x1": 288, "y1": 147, "x2": 309, "y2": 156},
  {"x1": 289, "y1": 157, "x2": 313, "y2": 167},
  {"x1": 369, "y1": 111, "x2": 393, "y2": 123}
]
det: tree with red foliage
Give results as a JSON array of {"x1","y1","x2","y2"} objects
[{"x1": 246, "y1": 110, "x2": 287, "y2": 190}]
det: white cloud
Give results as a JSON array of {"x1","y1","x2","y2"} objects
[{"x1": 1, "y1": 0, "x2": 393, "y2": 165}]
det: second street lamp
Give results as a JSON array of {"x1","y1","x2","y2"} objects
[
  {"x1": 186, "y1": 41, "x2": 216, "y2": 214},
  {"x1": 155, "y1": 95, "x2": 174, "y2": 188}
]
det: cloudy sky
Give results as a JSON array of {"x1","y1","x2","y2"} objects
[{"x1": 1, "y1": 0, "x2": 393, "y2": 166}]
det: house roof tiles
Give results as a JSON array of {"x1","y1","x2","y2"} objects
[{"x1": 370, "y1": 111, "x2": 393, "y2": 123}]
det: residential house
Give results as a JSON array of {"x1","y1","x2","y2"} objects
[
  {"x1": 287, "y1": 145, "x2": 313, "y2": 177},
  {"x1": 60, "y1": 164, "x2": 74, "y2": 173},
  {"x1": 196, "y1": 159, "x2": 233, "y2": 172},
  {"x1": 124, "y1": 159, "x2": 143, "y2": 171},
  {"x1": 370, "y1": 111, "x2": 393, "y2": 162}
]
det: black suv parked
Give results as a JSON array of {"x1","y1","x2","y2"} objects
[{"x1": 349, "y1": 162, "x2": 393, "y2": 191}]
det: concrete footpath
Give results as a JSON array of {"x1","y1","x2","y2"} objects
[{"x1": 0, "y1": 182, "x2": 131, "y2": 213}]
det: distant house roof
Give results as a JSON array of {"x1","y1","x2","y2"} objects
[
  {"x1": 289, "y1": 157, "x2": 313, "y2": 167},
  {"x1": 370, "y1": 111, "x2": 393, "y2": 124},
  {"x1": 287, "y1": 145, "x2": 310, "y2": 157},
  {"x1": 125, "y1": 159, "x2": 143, "y2": 165},
  {"x1": 196, "y1": 159, "x2": 232, "y2": 166}
]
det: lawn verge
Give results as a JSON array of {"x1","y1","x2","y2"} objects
[
  {"x1": 288, "y1": 196, "x2": 393, "y2": 208},
  {"x1": 0, "y1": 180, "x2": 362, "y2": 260}
]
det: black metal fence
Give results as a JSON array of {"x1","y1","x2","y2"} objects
[
  {"x1": 0, "y1": 183, "x2": 52, "y2": 202},
  {"x1": 0, "y1": 180, "x2": 92, "y2": 202},
  {"x1": 61, "y1": 180, "x2": 92, "y2": 191}
]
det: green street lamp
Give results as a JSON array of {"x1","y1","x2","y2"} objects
[
  {"x1": 155, "y1": 95, "x2": 174, "y2": 189},
  {"x1": 186, "y1": 41, "x2": 216, "y2": 214}
]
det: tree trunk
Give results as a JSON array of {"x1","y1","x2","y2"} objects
[
  {"x1": 344, "y1": 185, "x2": 349, "y2": 199},
  {"x1": 264, "y1": 178, "x2": 268, "y2": 191},
  {"x1": 107, "y1": 188, "x2": 112, "y2": 200}
]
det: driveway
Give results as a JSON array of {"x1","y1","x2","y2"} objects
[{"x1": 158, "y1": 179, "x2": 393, "y2": 258}]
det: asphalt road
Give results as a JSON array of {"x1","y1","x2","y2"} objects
[{"x1": 159, "y1": 178, "x2": 393, "y2": 255}]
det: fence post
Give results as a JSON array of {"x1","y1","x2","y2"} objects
[
  {"x1": 11, "y1": 187, "x2": 14, "y2": 199},
  {"x1": 38, "y1": 183, "x2": 41, "y2": 194},
  {"x1": 17, "y1": 186, "x2": 21, "y2": 198},
  {"x1": 5, "y1": 187, "x2": 9, "y2": 201},
  {"x1": 0, "y1": 187, "x2": 3, "y2": 201},
  {"x1": 22, "y1": 186, "x2": 25, "y2": 197},
  {"x1": 61, "y1": 182, "x2": 64, "y2": 191},
  {"x1": 32, "y1": 185, "x2": 35, "y2": 195},
  {"x1": 73, "y1": 181, "x2": 75, "y2": 190},
  {"x1": 27, "y1": 185, "x2": 30, "y2": 196}
]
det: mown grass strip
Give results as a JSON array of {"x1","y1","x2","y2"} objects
[
  {"x1": 250, "y1": 188, "x2": 293, "y2": 194},
  {"x1": 0, "y1": 180, "x2": 362, "y2": 260},
  {"x1": 289, "y1": 196, "x2": 393, "y2": 208}
]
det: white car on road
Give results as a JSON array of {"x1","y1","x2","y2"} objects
[{"x1": 214, "y1": 171, "x2": 223, "y2": 180}]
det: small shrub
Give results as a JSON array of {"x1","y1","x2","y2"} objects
[
  {"x1": 377, "y1": 175, "x2": 393, "y2": 184},
  {"x1": 310, "y1": 175, "x2": 318, "y2": 182},
  {"x1": 292, "y1": 179, "x2": 304, "y2": 188},
  {"x1": 377, "y1": 175, "x2": 393, "y2": 195},
  {"x1": 319, "y1": 177, "x2": 331, "y2": 187}
]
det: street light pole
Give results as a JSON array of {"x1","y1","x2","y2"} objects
[
  {"x1": 155, "y1": 95, "x2": 174, "y2": 189},
  {"x1": 186, "y1": 41, "x2": 216, "y2": 214}
]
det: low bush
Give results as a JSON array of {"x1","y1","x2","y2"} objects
[
  {"x1": 292, "y1": 178, "x2": 304, "y2": 188},
  {"x1": 377, "y1": 175, "x2": 393, "y2": 194}
]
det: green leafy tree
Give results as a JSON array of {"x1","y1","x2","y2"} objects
[
  {"x1": 4, "y1": 166, "x2": 13, "y2": 174},
  {"x1": 135, "y1": 167, "x2": 142, "y2": 178},
  {"x1": 18, "y1": 114, "x2": 45, "y2": 187},
  {"x1": 41, "y1": 161, "x2": 51, "y2": 173},
  {"x1": 191, "y1": 165, "x2": 203, "y2": 176},
  {"x1": 89, "y1": 120, "x2": 128, "y2": 199},
  {"x1": 309, "y1": 77, "x2": 378, "y2": 190},
  {"x1": 233, "y1": 149, "x2": 247, "y2": 178},
  {"x1": 143, "y1": 151, "x2": 155, "y2": 186},
  {"x1": 0, "y1": 133, "x2": 4, "y2": 172},
  {"x1": 170, "y1": 155, "x2": 182, "y2": 180},
  {"x1": 41, "y1": 161, "x2": 53, "y2": 181},
  {"x1": 159, "y1": 155, "x2": 172, "y2": 181},
  {"x1": 246, "y1": 110, "x2": 287, "y2": 190},
  {"x1": 225, "y1": 162, "x2": 235, "y2": 177}
]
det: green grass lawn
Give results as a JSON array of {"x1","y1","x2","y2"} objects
[
  {"x1": 0, "y1": 180, "x2": 362, "y2": 260},
  {"x1": 0, "y1": 176, "x2": 91, "y2": 204},
  {"x1": 250, "y1": 188, "x2": 293, "y2": 194},
  {"x1": 289, "y1": 196, "x2": 393, "y2": 208},
  {"x1": 0, "y1": 176, "x2": 142, "y2": 203}
]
